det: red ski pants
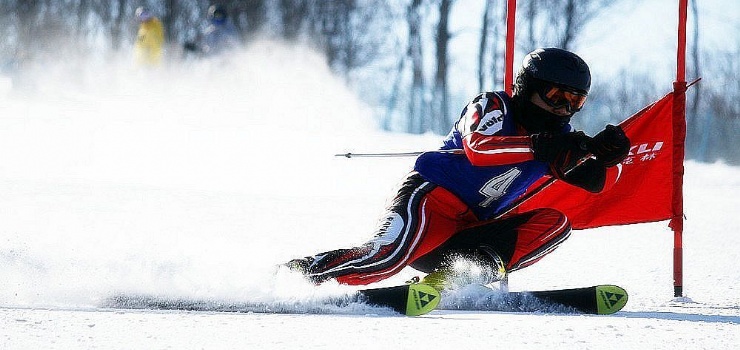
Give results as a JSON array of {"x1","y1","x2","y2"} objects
[{"x1": 304, "y1": 173, "x2": 571, "y2": 285}]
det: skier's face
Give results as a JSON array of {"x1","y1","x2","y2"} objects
[
  {"x1": 530, "y1": 93, "x2": 572, "y2": 117},
  {"x1": 514, "y1": 94, "x2": 572, "y2": 134}
]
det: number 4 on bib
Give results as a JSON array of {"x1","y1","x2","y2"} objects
[{"x1": 479, "y1": 168, "x2": 521, "y2": 207}]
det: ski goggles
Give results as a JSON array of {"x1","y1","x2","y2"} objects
[{"x1": 537, "y1": 84, "x2": 588, "y2": 113}]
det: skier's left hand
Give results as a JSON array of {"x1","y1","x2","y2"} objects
[{"x1": 587, "y1": 124, "x2": 630, "y2": 167}]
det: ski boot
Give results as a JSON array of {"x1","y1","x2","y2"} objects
[
  {"x1": 418, "y1": 246, "x2": 508, "y2": 292},
  {"x1": 283, "y1": 256, "x2": 332, "y2": 284}
]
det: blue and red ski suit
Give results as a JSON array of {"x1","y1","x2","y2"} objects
[{"x1": 294, "y1": 91, "x2": 617, "y2": 285}]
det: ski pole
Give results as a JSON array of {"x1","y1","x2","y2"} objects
[
  {"x1": 335, "y1": 149, "x2": 464, "y2": 158},
  {"x1": 494, "y1": 152, "x2": 599, "y2": 220}
]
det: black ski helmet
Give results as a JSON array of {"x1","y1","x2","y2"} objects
[
  {"x1": 208, "y1": 5, "x2": 228, "y2": 24},
  {"x1": 513, "y1": 48, "x2": 591, "y2": 98}
]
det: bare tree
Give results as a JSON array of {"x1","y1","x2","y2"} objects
[
  {"x1": 478, "y1": 0, "x2": 505, "y2": 92},
  {"x1": 522, "y1": 0, "x2": 539, "y2": 50},
  {"x1": 407, "y1": 0, "x2": 425, "y2": 133},
  {"x1": 693, "y1": 47, "x2": 739, "y2": 164},
  {"x1": 105, "y1": 0, "x2": 128, "y2": 51},
  {"x1": 478, "y1": 0, "x2": 493, "y2": 92},
  {"x1": 518, "y1": 0, "x2": 615, "y2": 50},
  {"x1": 279, "y1": 0, "x2": 309, "y2": 40},
  {"x1": 230, "y1": 0, "x2": 267, "y2": 37},
  {"x1": 432, "y1": 0, "x2": 453, "y2": 134},
  {"x1": 686, "y1": 0, "x2": 704, "y2": 158}
]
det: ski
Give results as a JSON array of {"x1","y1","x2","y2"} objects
[
  {"x1": 360, "y1": 283, "x2": 440, "y2": 316},
  {"x1": 102, "y1": 283, "x2": 440, "y2": 317},
  {"x1": 442, "y1": 284, "x2": 628, "y2": 315},
  {"x1": 516, "y1": 284, "x2": 628, "y2": 315}
]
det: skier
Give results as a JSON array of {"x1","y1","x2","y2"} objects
[
  {"x1": 200, "y1": 4, "x2": 240, "y2": 56},
  {"x1": 183, "y1": 5, "x2": 240, "y2": 58},
  {"x1": 287, "y1": 48, "x2": 630, "y2": 290},
  {"x1": 133, "y1": 7, "x2": 165, "y2": 67}
]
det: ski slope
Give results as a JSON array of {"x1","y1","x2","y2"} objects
[{"x1": 1, "y1": 41, "x2": 738, "y2": 349}]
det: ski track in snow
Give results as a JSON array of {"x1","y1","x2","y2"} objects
[{"x1": 1, "y1": 40, "x2": 738, "y2": 349}]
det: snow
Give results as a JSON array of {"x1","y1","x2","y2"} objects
[{"x1": 1, "y1": 41, "x2": 738, "y2": 349}]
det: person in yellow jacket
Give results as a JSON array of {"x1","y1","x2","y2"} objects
[{"x1": 134, "y1": 7, "x2": 165, "y2": 67}]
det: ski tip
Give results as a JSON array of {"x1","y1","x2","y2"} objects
[
  {"x1": 405, "y1": 283, "x2": 441, "y2": 316},
  {"x1": 595, "y1": 285, "x2": 628, "y2": 315}
]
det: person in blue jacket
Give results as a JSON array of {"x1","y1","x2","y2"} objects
[
  {"x1": 288, "y1": 48, "x2": 630, "y2": 289},
  {"x1": 201, "y1": 4, "x2": 239, "y2": 55}
]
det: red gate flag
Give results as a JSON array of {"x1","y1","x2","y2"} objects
[{"x1": 518, "y1": 92, "x2": 675, "y2": 229}]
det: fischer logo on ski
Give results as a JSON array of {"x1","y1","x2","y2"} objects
[
  {"x1": 595, "y1": 285, "x2": 628, "y2": 314},
  {"x1": 413, "y1": 288, "x2": 438, "y2": 309}
]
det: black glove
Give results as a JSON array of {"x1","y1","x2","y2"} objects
[
  {"x1": 560, "y1": 158, "x2": 607, "y2": 193},
  {"x1": 586, "y1": 124, "x2": 630, "y2": 167},
  {"x1": 531, "y1": 131, "x2": 589, "y2": 163},
  {"x1": 532, "y1": 131, "x2": 591, "y2": 179}
]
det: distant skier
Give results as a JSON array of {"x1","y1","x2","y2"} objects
[
  {"x1": 203, "y1": 5, "x2": 240, "y2": 55},
  {"x1": 287, "y1": 48, "x2": 631, "y2": 290},
  {"x1": 183, "y1": 4, "x2": 240, "y2": 57},
  {"x1": 133, "y1": 7, "x2": 165, "y2": 67}
]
